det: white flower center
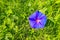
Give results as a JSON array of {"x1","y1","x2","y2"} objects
[{"x1": 36, "y1": 20, "x2": 41, "y2": 23}]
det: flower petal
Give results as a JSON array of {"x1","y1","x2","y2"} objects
[
  {"x1": 29, "y1": 20, "x2": 36, "y2": 28},
  {"x1": 33, "y1": 23, "x2": 44, "y2": 28},
  {"x1": 29, "y1": 18, "x2": 35, "y2": 21},
  {"x1": 39, "y1": 16, "x2": 47, "y2": 26}
]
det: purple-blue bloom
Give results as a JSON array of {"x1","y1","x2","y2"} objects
[{"x1": 29, "y1": 11, "x2": 47, "y2": 29}]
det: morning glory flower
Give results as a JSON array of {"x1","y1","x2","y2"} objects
[{"x1": 29, "y1": 11, "x2": 47, "y2": 29}]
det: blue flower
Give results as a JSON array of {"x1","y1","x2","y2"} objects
[{"x1": 29, "y1": 11, "x2": 47, "y2": 29}]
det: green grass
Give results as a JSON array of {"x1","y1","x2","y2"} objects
[{"x1": 0, "y1": 0, "x2": 60, "y2": 40}]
